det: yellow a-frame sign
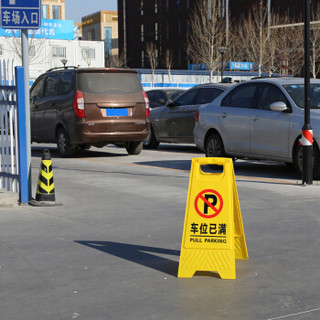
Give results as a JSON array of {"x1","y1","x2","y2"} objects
[{"x1": 178, "y1": 157, "x2": 248, "y2": 279}]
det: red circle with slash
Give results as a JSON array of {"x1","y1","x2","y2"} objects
[{"x1": 194, "y1": 189, "x2": 223, "y2": 218}]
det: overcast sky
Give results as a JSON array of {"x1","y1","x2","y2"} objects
[{"x1": 65, "y1": 0, "x2": 117, "y2": 23}]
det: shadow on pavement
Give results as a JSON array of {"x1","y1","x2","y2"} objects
[
  {"x1": 31, "y1": 146, "x2": 126, "y2": 159},
  {"x1": 136, "y1": 160, "x2": 192, "y2": 171},
  {"x1": 134, "y1": 159, "x2": 302, "y2": 182},
  {"x1": 234, "y1": 160, "x2": 300, "y2": 180},
  {"x1": 151, "y1": 144, "x2": 202, "y2": 154},
  {"x1": 75, "y1": 241, "x2": 180, "y2": 277}
]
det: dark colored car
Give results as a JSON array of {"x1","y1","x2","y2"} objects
[
  {"x1": 146, "y1": 88, "x2": 186, "y2": 108},
  {"x1": 144, "y1": 83, "x2": 233, "y2": 149},
  {"x1": 30, "y1": 67, "x2": 150, "y2": 156}
]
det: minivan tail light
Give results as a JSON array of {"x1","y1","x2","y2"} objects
[
  {"x1": 142, "y1": 90, "x2": 150, "y2": 117},
  {"x1": 73, "y1": 90, "x2": 85, "y2": 118}
]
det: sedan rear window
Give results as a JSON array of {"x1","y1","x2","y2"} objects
[
  {"x1": 284, "y1": 83, "x2": 320, "y2": 109},
  {"x1": 222, "y1": 83, "x2": 257, "y2": 108},
  {"x1": 196, "y1": 88, "x2": 223, "y2": 104},
  {"x1": 77, "y1": 72, "x2": 143, "y2": 95}
]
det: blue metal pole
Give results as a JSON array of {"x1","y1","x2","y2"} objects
[
  {"x1": 15, "y1": 66, "x2": 29, "y2": 204},
  {"x1": 21, "y1": 29, "x2": 32, "y2": 199}
]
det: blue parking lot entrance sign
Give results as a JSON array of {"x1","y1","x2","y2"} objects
[{"x1": 0, "y1": 0, "x2": 42, "y2": 29}]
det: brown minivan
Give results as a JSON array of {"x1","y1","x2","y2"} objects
[{"x1": 30, "y1": 67, "x2": 150, "y2": 156}]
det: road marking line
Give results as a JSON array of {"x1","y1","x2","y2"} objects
[{"x1": 265, "y1": 307, "x2": 320, "y2": 320}]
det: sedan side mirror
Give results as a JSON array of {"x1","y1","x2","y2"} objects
[{"x1": 270, "y1": 101, "x2": 288, "y2": 112}]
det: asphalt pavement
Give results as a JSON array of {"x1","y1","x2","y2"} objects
[{"x1": 0, "y1": 144, "x2": 320, "y2": 320}]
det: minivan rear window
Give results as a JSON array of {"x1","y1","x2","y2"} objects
[{"x1": 77, "y1": 72, "x2": 142, "y2": 95}]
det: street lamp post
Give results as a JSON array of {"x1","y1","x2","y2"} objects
[
  {"x1": 269, "y1": 66, "x2": 276, "y2": 77},
  {"x1": 218, "y1": 47, "x2": 227, "y2": 82},
  {"x1": 61, "y1": 59, "x2": 68, "y2": 68}
]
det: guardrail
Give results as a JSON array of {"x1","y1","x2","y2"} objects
[
  {"x1": 0, "y1": 84, "x2": 19, "y2": 193},
  {"x1": 0, "y1": 66, "x2": 29, "y2": 205}
]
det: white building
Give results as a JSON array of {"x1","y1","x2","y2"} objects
[{"x1": 0, "y1": 36, "x2": 105, "y2": 84}]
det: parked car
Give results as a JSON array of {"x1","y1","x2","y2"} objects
[
  {"x1": 194, "y1": 77, "x2": 320, "y2": 178},
  {"x1": 30, "y1": 66, "x2": 150, "y2": 156},
  {"x1": 144, "y1": 83, "x2": 233, "y2": 149},
  {"x1": 146, "y1": 88, "x2": 186, "y2": 109}
]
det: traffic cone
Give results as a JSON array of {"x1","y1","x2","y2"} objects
[{"x1": 29, "y1": 149, "x2": 62, "y2": 206}]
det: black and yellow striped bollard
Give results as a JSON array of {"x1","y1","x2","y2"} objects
[{"x1": 30, "y1": 149, "x2": 61, "y2": 206}]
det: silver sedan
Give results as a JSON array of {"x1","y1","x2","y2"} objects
[{"x1": 194, "y1": 77, "x2": 320, "y2": 178}]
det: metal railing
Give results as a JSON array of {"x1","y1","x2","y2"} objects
[{"x1": 0, "y1": 58, "x2": 19, "y2": 193}]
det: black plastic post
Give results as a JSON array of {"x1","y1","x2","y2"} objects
[{"x1": 303, "y1": 0, "x2": 313, "y2": 185}]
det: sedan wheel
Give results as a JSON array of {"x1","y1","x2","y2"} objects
[
  {"x1": 294, "y1": 143, "x2": 320, "y2": 179},
  {"x1": 205, "y1": 133, "x2": 226, "y2": 158},
  {"x1": 143, "y1": 127, "x2": 159, "y2": 149}
]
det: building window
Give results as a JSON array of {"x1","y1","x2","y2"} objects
[
  {"x1": 141, "y1": 50, "x2": 144, "y2": 68},
  {"x1": 141, "y1": 24, "x2": 144, "y2": 42},
  {"x1": 82, "y1": 48, "x2": 95, "y2": 60},
  {"x1": 52, "y1": 5, "x2": 60, "y2": 19},
  {"x1": 0, "y1": 44, "x2": 3, "y2": 55},
  {"x1": 52, "y1": 47, "x2": 66, "y2": 58},
  {"x1": 104, "y1": 27, "x2": 112, "y2": 58},
  {"x1": 140, "y1": 0, "x2": 144, "y2": 16},
  {"x1": 86, "y1": 29, "x2": 95, "y2": 40},
  {"x1": 155, "y1": 23, "x2": 158, "y2": 41},
  {"x1": 166, "y1": 0, "x2": 169, "y2": 12},
  {"x1": 291, "y1": 5, "x2": 297, "y2": 19},
  {"x1": 177, "y1": 0, "x2": 181, "y2": 10},
  {"x1": 155, "y1": 0, "x2": 158, "y2": 13},
  {"x1": 42, "y1": 5, "x2": 48, "y2": 18}
]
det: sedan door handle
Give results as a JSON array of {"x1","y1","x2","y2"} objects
[
  {"x1": 221, "y1": 112, "x2": 227, "y2": 118},
  {"x1": 252, "y1": 115, "x2": 259, "y2": 121}
]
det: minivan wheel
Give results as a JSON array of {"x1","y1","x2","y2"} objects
[
  {"x1": 205, "y1": 133, "x2": 226, "y2": 158},
  {"x1": 56, "y1": 128, "x2": 75, "y2": 157},
  {"x1": 126, "y1": 141, "x2": 143, "y2": 155},
  {"x1": 143, "y1": 127, "x2": 159, "y2": 149},
  {"x1": 293, "y1": 142, "x2": 320, "y2": 179}
]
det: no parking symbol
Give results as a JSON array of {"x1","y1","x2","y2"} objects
[{"x1": 194, "y1": 189, "x2": 223, "y2": 218}]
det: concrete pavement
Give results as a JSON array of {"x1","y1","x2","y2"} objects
[
  {"x1": 0, "y1": 190, "x2": 18, "y2": 208},
  {"x1": 1, "y1": 145, "x2": 320, "y2": 320}
]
